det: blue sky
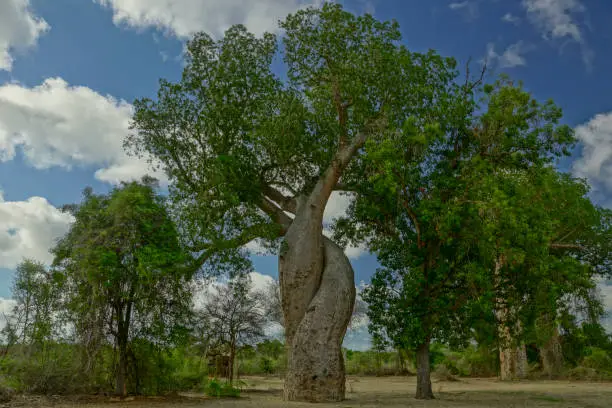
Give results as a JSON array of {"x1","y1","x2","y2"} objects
[{"x1": 0, "y1": 0, "x2": 611, "y2": 347}]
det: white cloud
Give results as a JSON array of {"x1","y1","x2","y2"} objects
[
  {"x1": 0, "y1": 297, "x2": 17, "y2": 330},
  {"x1": 324, "y1": 191, "x2": 353, "y2": 225},
  {"x1": 486, "y1": 41, "x2": 533, "y2": 69},
  {"x1": 449, "y1": 1, "x2": 479, "y2": 20},
  {"x1": 95, "y1": 0, "x2": 319, "y2": 39},
  {"x1": 0, "y1": 192, "x2": 74, "y2": 269},
  {"x1": 449, "y1": 1, "x2": 469, "y2": 10},
  {"x1": 0, "y1": 77, "x2": 163, "y2": 185},
  {"x1": 522, "y1": 0, "x2": 592, "y2": 67},
  {"x1": 574, "y1": 112, "x2": 612, "y2": 202},
  {"x1": 502, "y1": 12, "x2": 521, "y2": 25},
  {"x1": 0, "y1": 0, "x2": 48, "y2": 71}
]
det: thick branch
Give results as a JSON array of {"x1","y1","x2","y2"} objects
[
  {"x1": 184, "y1": 222, "x2": 282, "y2": 275},
  {"x1": 550, "y1": 243, "x2": 585, "y2": 251},
  {"x1": 262, "y1": 185, "x2": 297, "y2": 214},
  {"x1": 259, "y1": 196, "x2": 293, "y2": 231},
  {"x1": 333, "y1": 182, "x2": 358, "y2": 192},
  {"x1": 314, "y1": 116, "x2": 387, "y2": 208}
]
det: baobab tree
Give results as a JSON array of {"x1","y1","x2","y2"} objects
[{"x1": 127, "y1": 3, "x2": 462, "y2": 401}]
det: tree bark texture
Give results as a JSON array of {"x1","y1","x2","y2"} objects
[
  {"x1": 514, "y1": 342, "x2": 528, "y2": 379},
  {"x1": 541, "y1": 326, "x2": 563, "y2": 378},
  {"x1": 279, "y1": 197, "x2": 355, "y2": 402},
  {"x1": 494, "y1": 254, "x2": 527, "y2": 381},
  {"x1": 115, "y1": 333, "x2": 128, "y2": 397},
  {"x1": 415, "y1": 340, "x2": 434, "y2": 400}
]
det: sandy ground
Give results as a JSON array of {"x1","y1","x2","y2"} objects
[{"x1": 4, "y1": 376, "x2": 612, "y2": 408}]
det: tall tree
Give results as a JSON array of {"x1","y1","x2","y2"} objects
[
  {"x1": 127, "y1": 3, "x2": 461, "y2": 401},
  {"x1": 338, "y1": 77, "x2": 577, "y2": 398},
  {"x1": 51, "y1": 179, "x2": 192, "y2": 397}
]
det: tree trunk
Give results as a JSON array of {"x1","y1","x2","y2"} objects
[
  {"x1": 229, "y1": 341, "x2": 235, "y2": 385},
  {"x1": 515, "y1": 342, "x2": 527, "y2": 379},
  {"x1": 541, "y1": 326, "x2": 563, "y2": 378},
  {"x1": 495, "y1": 255, "x2": 512, "y2": 381},
  {"x1": 280, "y1": 200, "x2": 355, "y2": 402},
  {"x1": 115, "y1": 297, "x2": 133, "y2": 397},
  {"x1": 115, "y1": 334, "x2": 128, "y2": 397},
  {"x1": 415, "y1": 340, "x2": 434, "y2": 400}
]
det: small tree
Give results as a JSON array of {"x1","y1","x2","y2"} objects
[
  {"x1": 51, "y1": 179, "x2": 192, "y2": 397},
  {"x1": 199, "y1": 274, "x2": 267, "y2": 383},
  {"x1": 7, "y1": 260, "x2": 57, "y2": 348}
]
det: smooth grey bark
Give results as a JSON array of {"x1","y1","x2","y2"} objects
[
  {"x1": 279, "y1": 194, "x2": 355, "y2": 402},
  {"x1": 415, "y1": 340, "x2": 434, "y2": 400}
]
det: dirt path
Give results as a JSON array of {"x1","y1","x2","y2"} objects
[{"x1": 5, "y1": 376, "x2": 612, "y2": 408}]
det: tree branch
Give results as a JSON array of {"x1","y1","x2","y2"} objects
[
  {"x1": 259, "y1": 196, "x2": 293, "y2": 232},
  {"x1": 313, "y1": 115, "x2": 388, "y2": 207},
  {"x1": 550, "y1": 243, "x2": 585, "y2": 251},
  {"x1": 262, "y1": 185, "x2": 297, "y2": 214},
  {"x1": 333, "y1": 182, "x2": 358, "y2": 192}
]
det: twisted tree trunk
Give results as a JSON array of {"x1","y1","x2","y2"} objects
[{"x1": 279, "y1": 196, "x2": 355, "y2": 402}]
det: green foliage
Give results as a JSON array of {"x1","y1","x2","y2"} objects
[
  {"x1": 581, "y1": 347, "x2": 612, "y2": 373},
  {"x1": 203, "y1": 378, "x2": 241, "y2": 398},
  {"x1": 2, "y1": 179, "x2": 196, "y2": 396},
  {"x1": 337, "y1": 70, "x2": 608, "y2": 394},
  {"x1": 437, "y1": 346, "x2": 499, "y2": 377},
  {"x1": 127, "y1": 2, "x2": 466, "y2": 271}
]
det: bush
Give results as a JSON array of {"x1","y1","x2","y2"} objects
[
  {"x1": 0, "y1": 381, "x2": 15, "y2": 403},
  {"x1": 259, "y1": 357, "x2": 274, "y2": 374},
  {"x1": 203, "y1": 378, "x2": 241, "y2": 398},
  {"x1": 2, "y1": 345, "x2": 88, "y2": 395},
  {"x1": 433, "y1": 364, "x2": 459, "y2": 382},
  {"x1": 581, "y1": 347, "x2": 612, "y2": 373},
  {"x1": 566, "y1": 366, "x2": 612, "y2": 381},
  {"x1": 432, "y1": 346, "x2": 498, "y2": 378}
]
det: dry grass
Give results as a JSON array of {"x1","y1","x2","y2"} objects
[{"x1": 5, "y1": 376, "x2": 612, "y2": 408}]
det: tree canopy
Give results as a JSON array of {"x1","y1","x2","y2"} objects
[{"x1": 51, "y1": 179, "x2": 193, "y2": 396}]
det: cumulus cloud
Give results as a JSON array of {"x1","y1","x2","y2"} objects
[
  {"x1": 573, "y1": 112, "x2": 612, "y2": 204},
  {"x1": 0, "y1": 192, "x2": 74, "y2": 269},
  {"x1": 522, "y1": 0, "x2": 592, "y2": 67},
  {"x1": 486, "y1": 41, "x2": 533, "y2": 69},
  {"x1": 95, "y1": 0, "x2": 320, "y2": 39},
  {"x1": 0, "y1": 0, "x2": 48, "y2": 71},
  {"x1": 0, "y1": 77, "x2": 162, "y2": 185}
]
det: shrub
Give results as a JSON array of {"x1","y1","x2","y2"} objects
[
  {"x1": 259, "y1": 357, "x2": 274, "y2": 374},
  {"x1": 581, "y1": 347, "x2": 612, "y2": 373},
  {"x1": 433, "y1": 364, "x2": 459, "y2": 382},
  {"x1": 203, "y1": 378, "x2": 241, "y2": 398},
  {"x1": 0, "y1": 380, "x2": 15, "y2": 403},
  {"x1": 566, "y1": 366, "x2": 609, "y2": 381}
]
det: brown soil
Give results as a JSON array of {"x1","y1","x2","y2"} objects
[{"x1": 4, "y1": 376, "x2": 612, "y2": 408}]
